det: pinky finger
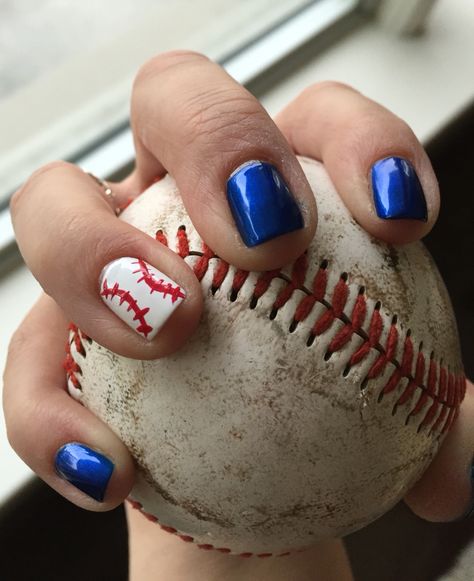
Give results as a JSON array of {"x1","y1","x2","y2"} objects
[
  {"x1": 404, "y1": 380, "x2": 474, "y2": 522},
  {"x1": 2, "y1": 294, "x2": 135, "y2": 510}
]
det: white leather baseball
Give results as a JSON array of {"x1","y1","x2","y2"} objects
[{"x1": 66, "y1": 156, "x2": 465, "y2": 557}]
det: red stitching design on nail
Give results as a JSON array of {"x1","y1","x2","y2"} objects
[
  {"x1": 100, "y1": 278, "x2": 154, "y2": 338},
  {"x1": 99, "y1": 258, "x2": 185, "y2": 338},
  {"x1": 125, "y1": 498, "x2": 295, "y2": 557},
  {"x1": 132, "y1": 259, "x2": 185, "y2": 303}
]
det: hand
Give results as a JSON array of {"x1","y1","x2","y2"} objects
[{"x1": 3, "y1": 51, "x2": 469, "y2": 581}]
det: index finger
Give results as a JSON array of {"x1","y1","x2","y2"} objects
[
  {"x1": 129, "y1": 50, "x2": 317, "y2": 271},
  {"x1": 10, "y1": 161, "x2": 202, "y2": 359}
]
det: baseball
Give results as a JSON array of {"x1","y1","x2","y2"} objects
[{"x1": 66, "y1": 156, "x2": 465, "y2": 556}]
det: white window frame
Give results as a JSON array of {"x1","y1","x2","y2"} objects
[{"x1": 0, "y1": 0, "x2": 441, "y2": 270}]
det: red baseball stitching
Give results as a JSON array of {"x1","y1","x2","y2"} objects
[
  {"x1": 152, "y1": 225, "x2": 465, "y2": 436},
  {"x1": 64, "y1": 222, "x2": 466, "y2": 554},
  {"x1": 126, "y1": 498, "x2": 298, "y2": 558},
  {"x1": 100, "y1": 279, "x2": 153, "y2": 338},
  {"x1": 67, "y1": 225, "x2": 465, "y2": 436}
]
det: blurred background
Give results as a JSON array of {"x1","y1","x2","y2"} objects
[{"x1": 0, "y1": 0, "x2": 473, "y2": 579}]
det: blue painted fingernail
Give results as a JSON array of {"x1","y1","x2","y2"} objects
[
  {"x1": 371, "y1": 156, "x2": 427, "y2": 221},
  {"x1": 227, "y1": 160, "x2": 304, "y2": 247},
  {"x1": 55, "y1": 442, "x2": 114, "y2": 502}
]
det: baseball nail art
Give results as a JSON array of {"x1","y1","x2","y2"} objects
[
  {"x1": 55, "y1": 443, "x2": 114, "y2": 502},
  {"x1": 99, "y1": 257, "x2": 186, "y2": 340}
]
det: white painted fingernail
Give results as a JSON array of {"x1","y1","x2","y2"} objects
[{"x1": 99, "y1": 257, "x2": 185, "y2": 340}]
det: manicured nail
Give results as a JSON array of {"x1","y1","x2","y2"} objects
[
  {"x1": 371, "y1": 156, "x2": 428, "y2": 221},
  {"x1": 99, "y1": 257, "x2": 185, "y2": 341},
  {"x1": 55, "y1": 443, "x2": 114, "y2": 502},
  {"x1": 227, "y1": 160, "x2": 304, "y2": 247}
]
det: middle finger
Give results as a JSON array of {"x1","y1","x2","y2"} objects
[{"x1": 130, "y1": 50, "x2": 317, "y2": 271}]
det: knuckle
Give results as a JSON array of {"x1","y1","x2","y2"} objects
[
  {"x1": 183, "y1": 89, "x2": 269, "y2": 150},
  {"x1": 349, "y1": 110, "x2": 417, "y2": 150},
  {"x1": 10, "y1": 160, "x2": 75, "y2": 215}
]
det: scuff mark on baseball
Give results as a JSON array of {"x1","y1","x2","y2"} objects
[{"x1": 67, "y1": 156, "x2": 465, "y2": 555}]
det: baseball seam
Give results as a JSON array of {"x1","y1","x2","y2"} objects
[
  {"x1": 162, "y1": 225, "x2": 465, "y2": 436},
  {"x1": 64, "y1": 221, "x2": 465, "y2": 556},
  {"x1": 126, "y1": 497, "x2": 303, "y2": 558},
  {"x1": 66, "y1": 225, "x2": 465, "y2": 436}
]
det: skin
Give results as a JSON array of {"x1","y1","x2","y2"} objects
[{"x1": 2, "y1": 51, "x2": 473, "y2": 580}]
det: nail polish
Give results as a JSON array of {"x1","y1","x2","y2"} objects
[
  {"x1": 99, "y1": 257, "x2": 186, "y2": 341},
  {"x1": 55, "y1": 443, "x2": 114, "y2": 502},
  {"x1": 227, "y1": 160, "x2": 304, "y2": 247},
  {"x1": 371, "y1": 156, "x2": 428, "y2": 221}
]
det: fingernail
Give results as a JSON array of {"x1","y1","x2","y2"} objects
[
  {"x1": 371, "y1": 156, "x2": 428, "y2": 221},
  {"x1": 99, "y1": 257, "x2": 186, "y2": 341},
  {"x1": 227, "y1": 160, "x2": 304, "y2": 247},
  {"x1": 55, "y1": 443, "x2": 114, "y2": 502}
]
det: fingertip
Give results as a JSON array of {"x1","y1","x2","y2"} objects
[
  {"x1": 188, "y1": 156, "x2": 317, "y2": 273},
  {"x1": 276, "y1": 81, "x2": 441, "y2": 246},
  {"x1": 364, "y1": 154, "x2": 440, "y2": 245},
  {"x1": 86, "y1": 246, "x2": 203, "y2": 361},
  {"x1": 53, "y1": 438, "x2": 135, "y2": 510}
]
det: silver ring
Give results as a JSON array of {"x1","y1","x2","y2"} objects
[{"x1": 86, "y1": 171, "x2": 120, "y2": 215}]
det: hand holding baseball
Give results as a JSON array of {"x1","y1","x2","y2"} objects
[{"x1": 3, "y1": 51, "x2": 472, "y2": 580}]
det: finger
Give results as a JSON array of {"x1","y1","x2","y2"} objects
[
  {"x1": 275, "y1": 81, "x2": 439, "y2": 245},
  {"x1": 130, "y1": 50, "x2": 317, "y2": 271},
  {"x1": 10, "y1": 161, "x2": 202, "y2": 360},
  {"x1": 404, "y1": 379, "x2": 474, "y2": 522},
  {"x1": 2, "y1": 294, "x2": 135, "y2": 510}
]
